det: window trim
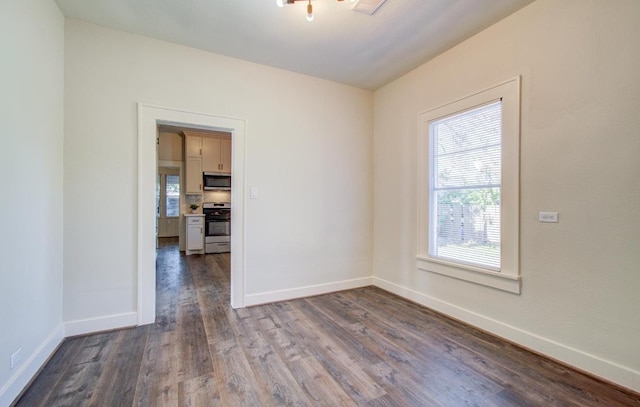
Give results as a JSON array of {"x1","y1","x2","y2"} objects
[{"x1": 417, "y1": 77, "x2": 521, "y2": 294}]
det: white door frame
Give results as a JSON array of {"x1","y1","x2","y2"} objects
[{"x1": 137, "y1": 103, "x2": 246, "y2": 325}]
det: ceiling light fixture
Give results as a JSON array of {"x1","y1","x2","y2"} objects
[
  {"x1": 306, "y1": 0, "x2": 314, "y2": 22},
  {"x1": 277, "y1": 0, "x2": 359, "y2": 22}
]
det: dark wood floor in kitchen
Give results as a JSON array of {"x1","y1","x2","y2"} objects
[{"x1": 15, "y1": 240, "x2": 640, "y2": 407}]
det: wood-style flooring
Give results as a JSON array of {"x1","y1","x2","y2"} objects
[{"x1": 15, "y1": 239, "x2": 640, "y2": 406}]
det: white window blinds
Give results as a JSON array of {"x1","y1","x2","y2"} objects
[{"x1": 429, "y1": 100, "x2": 502, "y2": 270}]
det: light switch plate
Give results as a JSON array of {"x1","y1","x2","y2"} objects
[
  {"x1": 250, "y1": 187, "x2": 258, "y2": 199},
  {"x1": 539, "y1": 212, "x2": 559, "y2": 223}
]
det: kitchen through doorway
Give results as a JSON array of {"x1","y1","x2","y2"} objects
[{"x1": 138, "y1": 104, "x2": 247, "y2": 324}]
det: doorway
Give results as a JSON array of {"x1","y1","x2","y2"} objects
[{"x1": 138, "y1": 104, "x2": 246, "y2": 325}]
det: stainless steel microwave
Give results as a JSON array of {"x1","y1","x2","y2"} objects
[{"x1": 203, "y1": 172, "x2": 231, "y2": 190}]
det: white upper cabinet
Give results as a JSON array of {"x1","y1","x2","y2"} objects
[
  {"x1": 220, "y1": 138, "x2": 231, "y2": 174},
  {"x1": 183, "y1": 132, "x2": 203, "y2": 194},
  {"x1": 185, "y1": 157, "x2": 202, "y2": 194},
  {"x1": 185, "y1": 134, "x2": 202, "y2": 158},
  {"x1": 183, "y1": 131, "x2": 231, "y2": 195},
  {"x1": 158, "y1": 132, "x2": 183, "y2": 162},
  {"x1": 203, "y1": 136, "x2": 232, "y2": 174}
]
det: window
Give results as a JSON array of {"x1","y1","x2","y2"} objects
[
  {"x1": 165, "y1": 174, "x2": 180, "y2": 217},
  {"x1": 418, "y1": 78, "x2": 521, "y2": 293},
  {"x1": 430, "y1": 101, "x2": 502, "y2": 270},
  {"x1": 157, "y1": 168, "x2": 181, "y2": 218}
]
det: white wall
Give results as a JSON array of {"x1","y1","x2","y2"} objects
[
  {"x1": 64, "y1": 20, "x2": 373, "y2": 324},
  {"x1": 0, "y1": 1, "x2": 65, "y2": 405},
  {"x1": 373, "y1": 0, "x2": 640, "y2": 391}
]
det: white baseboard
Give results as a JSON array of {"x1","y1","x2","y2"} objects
[
  {"x1": 244, "y1": 277, "x2": 373, "y2": 307},
  {"x1": 372, "y1": 276, "x2": 640, "y2": 393},
  {"x1": 64, "y1": 312, "x2": 138, "y2": 337},
  {"x1": 0, "y1": 324, "x2": 64, "y2": 407}
]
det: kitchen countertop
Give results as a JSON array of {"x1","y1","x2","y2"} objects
[{"x1": 184, "y1": 213, "x2": 205, "y2": 217}]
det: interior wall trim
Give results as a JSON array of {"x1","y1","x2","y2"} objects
[
  {"x1": 0, "y1": 324, "x2": 64, "y2": 407},
  {"x1": 64, "y1": 312, "x2": 137, "y2": 337},
  {"x1": 372, "y1": 276, "x2": 640, "y2": 393},
  {"x1": 244, "y1": 277, "x2": 373, "y2": 307}
]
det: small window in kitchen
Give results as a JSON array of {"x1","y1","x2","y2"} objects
[
  {"x1": 158, "y1": 167, "x2": 180, "y2": 218},
  {"x1": 165, "y1": 174, "x2": 180, "y2": 217},
  {"x1": 417, "y1": 77, "x2": 521, "y2": 293}
]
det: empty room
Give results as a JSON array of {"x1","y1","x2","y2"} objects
[{"x1": 1, "y1": 0, "x2": 639, "y2": 405}]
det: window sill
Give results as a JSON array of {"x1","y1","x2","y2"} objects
[{"x1": 417, "y1": 255, "x2": 521, "y2": 294}]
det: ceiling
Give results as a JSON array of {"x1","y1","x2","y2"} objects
[{"x1": 55, "y1": 0, "x2": 535, "y2": 90}]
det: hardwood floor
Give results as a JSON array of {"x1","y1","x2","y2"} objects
[{"x1": 15, "y1": 240, "x2": 640, "y2": 406}]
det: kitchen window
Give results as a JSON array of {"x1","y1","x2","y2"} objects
[
  {"x1": 165, "y1": 174, "x2": 180, "y2": 217},
  {"x1": 157, "y1": 168, "x2": 180, "y2": 218},
  {"x1": 417, "y1": 77, "x2": 521, "y2": 293}
]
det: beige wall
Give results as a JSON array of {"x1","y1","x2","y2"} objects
[
  {"x1": 373, "y1": 0, "x2": 640, "y2": 390},
  {"x1": 0, "y1": 0, "x2": 65, "y2": 403},
  {"x1": 63, "y1": 20, "x2": 373, "y2": 322}
]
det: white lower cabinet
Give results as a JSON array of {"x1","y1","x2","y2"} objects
[{"x1": 185, "y1": 215, "x2": 204, "y2": 254}]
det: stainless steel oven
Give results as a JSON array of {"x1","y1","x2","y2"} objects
[
  {"x1": 203, "y1": 202, "x2": 230, "y2": 253},
  {"x1": 206, "y1": 218, "x2": 230, "y2": 236}
]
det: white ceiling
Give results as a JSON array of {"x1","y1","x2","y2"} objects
[{"x1": 55, "y1": 0, "x2": 535, "y2": 90}]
